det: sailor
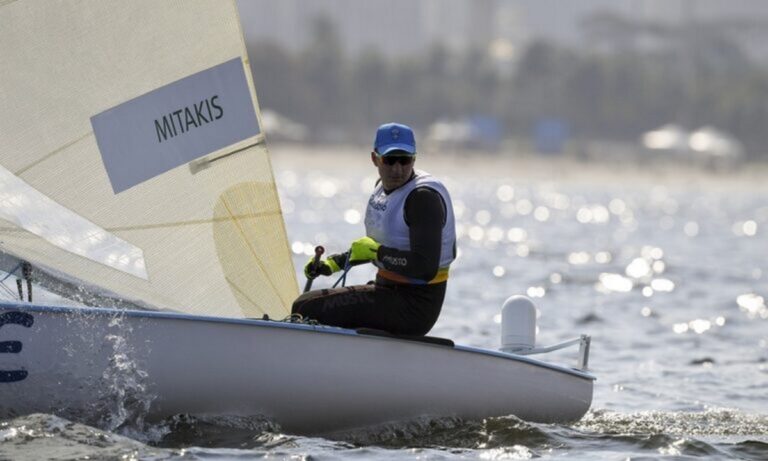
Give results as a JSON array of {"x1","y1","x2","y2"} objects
[{"x1": 292, "y1": 122, "x2": 456, "y2": 336}]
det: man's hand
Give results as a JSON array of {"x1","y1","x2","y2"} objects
[
  {"x1": 304, "y1": 257, "x2": 341, "y2": 279},
  {"x1": 349, "y1": 236, "x2": 381, "y2": 263}
]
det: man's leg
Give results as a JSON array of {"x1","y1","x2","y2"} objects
[{"x1": 292, "y1": 284, "x2": 402, "y2": 331}]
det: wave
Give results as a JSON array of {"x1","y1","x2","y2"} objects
[
  {"x1": 0, "y1": 413, "x2": 162, "y2": 460},
  {"x1": 2, "y1": 409, "x2": 767, "y2": 460},
  {"x1": 577, "y1": 408, "x2": 768, "y2": 437},
  {"x1": 329, "y1": 409, "x2": 768, "y2": 459}
]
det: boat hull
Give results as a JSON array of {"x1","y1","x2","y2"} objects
[{"x1": 0, "y1": 302, "x2": 594, "y2": 433}]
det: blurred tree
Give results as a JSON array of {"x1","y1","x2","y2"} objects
[
  {"x1": 248, "y1": 40, "x2": 304, "y2": 121},
  {"x1": 244, "y1": 13, "x2": 768, "y2": 160},
  {"x1": 510, "y1": 40, "x2": 575, "y2": 136},
  {"x1": 348, "y1": 48, "x2": 389, "y2": 132},
  {"x1": 300, "y1": 15, "x2": 347, "y2": 136}
]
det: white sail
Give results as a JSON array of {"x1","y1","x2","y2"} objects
[{"x1": 0, "y1": 0, "x2": 297, "y2": 318}]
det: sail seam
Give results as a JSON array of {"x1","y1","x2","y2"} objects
[
  {"x1": 14, "y1": 132, "x2": 93, "y2": 177},
  {"x1": 224, "y1": 275, "x2": 261, "y2": 311},
  {"x1": 108, "y1": 211, "x2": 282, "y2": 231},
  {"x1": 0, "y1": 211, "x2": 282, "y2": 234},
  {"x1": 220, "y1": 198, "x2": 290, "y2": 311}
]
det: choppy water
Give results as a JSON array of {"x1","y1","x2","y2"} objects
[{"x1": 2, "y1": 151, "x2": 767, "y2": 460}]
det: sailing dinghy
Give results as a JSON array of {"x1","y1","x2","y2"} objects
[{"x1": 0, "y1": 0, "x2": 594, "y2": 433}]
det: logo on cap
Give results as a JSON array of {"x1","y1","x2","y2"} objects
[{"x1": 374, "y1": 122, "x2": 416, "y2": 155}]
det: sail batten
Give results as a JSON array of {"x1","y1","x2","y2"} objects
[{"x1": 1, "y1": 0, "x2": 298, "y2": 318}]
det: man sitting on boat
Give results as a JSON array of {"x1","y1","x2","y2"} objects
[{"x1": 292, "y1": 122, "x2": 456, "y2": 336}]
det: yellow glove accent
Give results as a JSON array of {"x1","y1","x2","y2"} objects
[
  {"x1": 349, "y1": 236, "x2": 381, "y2": 263},
  {"x1": 304, "y1": 257, "x2": 341, "y2": 278}
]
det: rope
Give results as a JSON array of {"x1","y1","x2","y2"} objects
[
  {"x1": 0, "y1": 280, "x2": 17, "y2": 299},
  {"x1": 332, "y1": 251, "x2": 352, "y2": 288},
  {"x1": 0, "y1": 263, "x2": 21, "y2": 283},
  {"x1": 0, "y1": 263, "x2": 23, "y2": 300},
  {"x1": 279, "y1": 313, "x2": 320, "y2": 326}
]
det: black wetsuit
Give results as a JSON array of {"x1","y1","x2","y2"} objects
[{"x1": 291, "y1": 178, "x2": 450, "y2": 336}]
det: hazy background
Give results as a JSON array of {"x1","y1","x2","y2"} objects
[{"x1": 237, "y1": 0, "x2": 768, "y2": 166}]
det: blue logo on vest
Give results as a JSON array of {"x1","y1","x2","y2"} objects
[
  {"x1": 368, "y1": 195, "x2": 387, "y2": 212},
  {"x1": 0, "y1": 311, "x2": 33, "y2": 383}
]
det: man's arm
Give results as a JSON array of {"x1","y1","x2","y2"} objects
[{"x1": 377, "y1": 187, "x2": 445, "y2": 281}]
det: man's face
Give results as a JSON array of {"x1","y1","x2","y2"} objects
[{"x1": 371, "y1": 151, "x2": 415, "y2": 190}]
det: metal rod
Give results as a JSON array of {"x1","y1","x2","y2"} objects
[
  {"x1": 510, "y1": 335, "x2": 592, "y2": 371},
  {"x1": 303, "y1": 246, "x2": 325, "y2": 293}
]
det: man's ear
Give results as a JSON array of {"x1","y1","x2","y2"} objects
[{"x1": 371, "y1": 151, "x2": 378, "y2": 166}]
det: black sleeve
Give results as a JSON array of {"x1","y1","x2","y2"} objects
[{"x1": 377, "y1": 187, "x2": 445, "y2": 280}]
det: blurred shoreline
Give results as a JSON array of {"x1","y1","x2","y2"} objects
[{"x1": 269, "y1": 142, "x2": 768, "y2": 191}]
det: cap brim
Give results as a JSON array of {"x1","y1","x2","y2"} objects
[{"x1": 378, "y1": 144, "x2": 416, "y2": 156}]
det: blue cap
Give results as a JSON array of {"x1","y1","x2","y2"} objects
[{"x1": 373, "y1": 123, "x2": 416, "y2": 156}]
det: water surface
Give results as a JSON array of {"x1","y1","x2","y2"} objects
[{"x1": 2, "y1": 149, "x2": 767, "y2": 460}]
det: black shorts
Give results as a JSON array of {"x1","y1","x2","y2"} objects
[{"x1": 291, "y1": 279, "x2": 446, "y2": 336}]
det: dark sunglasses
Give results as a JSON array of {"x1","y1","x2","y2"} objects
[{"x1": 380, "y1": 156, "x2": 414, "y2": 166}]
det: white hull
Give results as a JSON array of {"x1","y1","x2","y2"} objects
[{"x1": 0, "y1": 302, "x2": 594, "y2": 433}]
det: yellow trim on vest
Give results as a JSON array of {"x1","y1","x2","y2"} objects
[{"x1": 377, "y1": 267, "x2": 450, "y2": 285}]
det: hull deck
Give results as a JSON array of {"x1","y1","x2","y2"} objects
[{"x1": 0, "y1": 301, "x2": 594, "y2": 433}]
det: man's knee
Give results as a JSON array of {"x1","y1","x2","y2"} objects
[{"x1": 291, "y1": 289, "x2": 324, "y2": 314}]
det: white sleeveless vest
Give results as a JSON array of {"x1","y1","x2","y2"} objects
[{"x1": 365, "y1": 170, "x2": 456, "y2": 284}]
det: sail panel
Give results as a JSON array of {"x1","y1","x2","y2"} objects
[{"x1": 0, "y1": 0, "x2": 298, "y2": 318}]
